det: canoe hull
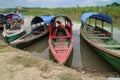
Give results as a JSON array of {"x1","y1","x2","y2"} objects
[
  {"x1": 49, "y1": 36, "x2": 74, "y2": 64},
  {"x1": 10, "y1": 28, "x2": 49, "y2": 49},
  {"x1": 12, "y1": 31, "x2": 49, "y2": 49},
  {"x1": 93, "y1": 45, "x2": 120, "y2": 72},
  {"x1": 4, "y1": 30, "x2": 26, "y2": 43},
  {"x1": 80, "y1": 28, "x2": 120, "y2": 73},
  {"x1": 49, "y1": 14, "x2": 74, "y2": 64}
]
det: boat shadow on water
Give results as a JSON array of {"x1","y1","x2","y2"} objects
[{"x1": 23, "y1": 35, "x2": 49, "y2": 53}]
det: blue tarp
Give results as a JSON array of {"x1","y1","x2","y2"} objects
[
  {"x1": 6, "y1": 12, "x2": 24, "y2": 19},
  {"x1": 0, "y1": 14, "x2": 6, "y2": 23},
  {"x1": 0, "y1": 14, "x2": 6, "y2": 18},
  {"x1": 40, "y1": 15, "x2": 54, "y2": 24},
  {"x1": 81, "y1": 12, "x2": 98, "y2": 23},
  {"x1": 81, "y1": 12, "x2": 113, "y2": 24},
  {"x1": 31, "y1": 15, "x2": 54, "y2": 25}
]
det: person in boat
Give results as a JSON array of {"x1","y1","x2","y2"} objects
[
  {"x1": 56, "y1": 20, "x2": 65, "y2": 32},
  {"x1": 6, "y1": 16, "x2": 12, "y2": 29},
  {"x1": 17, "y1": 17, "x2": 22, "y2": 24},
  {"x1": 12, "y1": 15, "x2": 19, "y2": 23}
]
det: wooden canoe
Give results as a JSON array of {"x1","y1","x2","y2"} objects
[
  {"x1": 48, "y1": 14, "x2": 74, "y2": 64},
  {"x1": 2, "y1": 12, "x2": 26, "y2": 43},
  {"x1": 10, "y1": 15, "x2": 54, "y2": 48},
  {"x1": 80, "y1": 12, "x2": 120, "y2": 73}
]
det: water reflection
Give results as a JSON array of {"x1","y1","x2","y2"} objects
[
  {"x1": 24, "y1": 36, "x2": 49, "y2": 53},
  {"x1": 80, "y1": 36, "x2": 114, "y2": 72},
  {"x1": 70, "y1": 29, "x2": 82, "y2": 68},
  {"x1": 113, "y1": 18, "x2": 120, "y2": 30},
  {"x1": 65, "y1": 50, "x2": 73, "y2": 67}
]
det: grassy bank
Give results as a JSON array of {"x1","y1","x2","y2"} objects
[
  {"x1": 1, "y1": 6, "x2": 120, "y2": 21},
  {"x1": 1, "y1": 6, "x2": 120, "y2": 28}
]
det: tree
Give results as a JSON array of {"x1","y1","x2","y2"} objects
[
  {"x1": 106, "y1": 2, "x2": 120, "y2": 6},
  {"x1": 15, "y1": 6, "x2": 23, "y2": 12}
]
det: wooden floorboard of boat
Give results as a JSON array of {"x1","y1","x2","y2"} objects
[
  {"x1": 90, "y1": 39, "x2": 106, "y2": 45},
  {"x1": 55, "y1": 42, "x2": 68, "y2": 48},
  {"x1": 86, "y1": 30, "x2": 108, "y2": 45},
  {"x1": 100, "y1": 45, "x2": 120, "y2": 48}
]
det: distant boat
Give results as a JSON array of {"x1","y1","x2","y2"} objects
[
  {"x1": 0, "y1": 14, "x2": 6, "y2": 29},
  {"x1": 2, "y1": 12, "x2": 26, "y2": 43},
  {"x1": 48, "y1": 14, "x2": 74, "y2": 64},
  {"x1": 10, "y1": 15, "x2": 54, "y2": 48},
  {"x1": 80, "y1": 12, "x2": 120, "y2": 73}
]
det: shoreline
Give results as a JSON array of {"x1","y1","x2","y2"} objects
[{"x1": 0, "y1": 40, "x2": 120, "y2": 80}]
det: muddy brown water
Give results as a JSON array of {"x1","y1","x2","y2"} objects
[{"x1": 0, "y1": 16, "x2": 120, "y2": 75}]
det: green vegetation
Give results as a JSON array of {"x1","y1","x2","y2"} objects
[
  {"x1": 1, "y1": 6, "x2": 120, "y2": 21},
  {"x1": 11, "y1": 56, "x2": 34, "y2": 67},
  {"x1": 0, "y1": 2, "x2": 120, "y2": 28},
  {"x1": 59, "y1": 73, "x2": 79, "y2": 80},
  {"x1": 107, "y1": 2, "x2": 120, "y2": 6},
  {"x1": 0, "y1": 41, "x2": 8, "y2": 49}
]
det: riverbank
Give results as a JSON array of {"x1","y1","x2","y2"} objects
[{"x1": 0, "y1": 40, "x2": 110, "y2": 80}]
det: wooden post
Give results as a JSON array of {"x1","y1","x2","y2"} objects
[
  {"x1": 102, "y1": 21, "x2": 104, "y2": 30},
  {"x1": 111, "y1": 24, "x2": 113, "y2": 38},
  {"x1": 89, "y1": 18, "x2": 90, "y2": 24},
  {"x1": 95, "y1": 19, "x2": 97, "y2": 27}
]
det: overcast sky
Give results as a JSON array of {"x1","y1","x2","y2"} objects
[{"x1": 0, "y1": 0, "x2": 120, "y2": 8}]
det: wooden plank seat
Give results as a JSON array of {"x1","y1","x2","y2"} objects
[
  {"x1": 54, "y1": 48, "x2": 68, "y2": 50},
  {"x1": 52, "y1": 36, "x2": 71, "y2": 39},
  {"x1": 100, "y1": 45, "x2": 120, "y2": 48},
  {"x1": 86, "y1": 30, "x2": 101, "y2": 34},
  {"x1": 32, "y1": 31, "x2": 44, "y2": 34},
  {"x1": 87, "y1": 34, "x2": 106, "y2": 36},
  {"x1": 55, "y1": 42, "x2": 68, "y2": 48},
  {"x1": 110, "y1": 50, "x2": 120, "y2": 54},
  {"x1": 87, "y1": 36, "x2": 110, "y2": 39},
  {"x1": 55, "y1": 42, "x2": 68, "y2": 44}
]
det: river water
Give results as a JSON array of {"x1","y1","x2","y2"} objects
[{"x1": 23, "y1": 16, "x2": 120, "y2": 74}]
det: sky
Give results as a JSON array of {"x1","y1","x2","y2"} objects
[{"x1": 0, "y1": 0, "x2": 120, "y2": 8}]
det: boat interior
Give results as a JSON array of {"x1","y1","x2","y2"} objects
[
  {"x1": 18, "y1": 22, "x2": 48, "y2": 40},
  {"x1": 84, "y1": 24, "x2": 120, "y2": 53},
  {"x1": 5, "y1": 22, "x2": 22, "y2": 31},
  {"x1": 52, "y1": 25, "x2": 71, "y2": 52},
  {"x1": 31, "y1": 22, "x2": 47, "y2": 34}
]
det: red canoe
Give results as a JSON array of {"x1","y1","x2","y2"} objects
[{"x1": 48, "y1": 14, "x2": 74, "y2": 64}]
